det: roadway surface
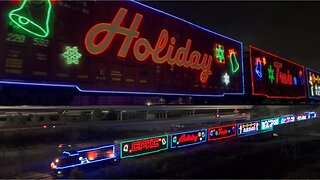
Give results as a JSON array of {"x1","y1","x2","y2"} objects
[{"x1": 5, "y1": 119, "x2": 320, "y2": 179}]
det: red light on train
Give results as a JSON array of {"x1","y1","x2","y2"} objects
[{"x1": 87, "y1": 151, "x2": 97, "y2": 161}]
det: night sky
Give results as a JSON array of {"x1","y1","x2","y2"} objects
[{"x1": 142, "y1": 1, "x2": 320, "y2": 71}]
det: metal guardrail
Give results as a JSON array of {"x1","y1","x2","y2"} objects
[{"x1": 0, "y1": 105, "x2": 253, "y2": 112}]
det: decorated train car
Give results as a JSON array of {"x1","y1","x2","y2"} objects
[
  {"x1": 0, "y1": 0, "x2": 247, "y2": 105},
  {"x1": 50, "y1": 112, "x2": 319, "y2": 177},
  {"x1": 0, "y1": 1, "x2": 319, "y2": 105}
]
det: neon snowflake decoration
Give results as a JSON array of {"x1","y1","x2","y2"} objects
[
  {"x1": 223, "y1": 73, "x2": 230, "y2": 85},
  {"x1": 62, "y1": 46, "x2": 82, "y2": 65}
]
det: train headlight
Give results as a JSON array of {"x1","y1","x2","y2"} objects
[{"x1": 55, "y1": 159, "x2": 59, "y2": 163}]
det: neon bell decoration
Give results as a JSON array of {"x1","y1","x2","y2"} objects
[{"x1": 9, "y1": 0, "x2": 52, "y2": 38}]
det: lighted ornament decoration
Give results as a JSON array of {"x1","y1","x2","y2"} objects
[
  {"x1": 214, "y1": 44, "x2": 225, "y2": 63},
  {"x1": 255, "y1": 58, "x2": 262, "y2": 78},
  {"x1": 173, "y1": 136, "x2": 177, "y2": 143},
  {"x1": 161, "y1": 138, "x2": 166, "y2": 145},
  {"x1": 228, "y1": 49, "x2": 239, "y2": 73},
  {"x1": 299, "y1": 70, "x2": 304, "y2": 85},
  {"x1": 293, "y1": 76, "x2": 297, "y2": 86},
  {"x1": 223, "y1": 73, "x2": 230, "y2": 85},
  {"x1": 62, "y1": 46, "x2": 82, "y2": 65},
  {"x1": 123, "y1": 144, "x2": 129, "y2": 152},
  {"x1": 8, "y1": 0, "x2": 52, "y2": 38},
  {"x1": 262, "y1": 57, "x2": 266, "y2": 65},
  {"x1": 268, "y1": 65, "x2": 275, "y2": 83}
]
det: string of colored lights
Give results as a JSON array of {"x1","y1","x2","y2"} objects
[{"x1": 51, "y1": 111, "x2": 319, "y2": 173}]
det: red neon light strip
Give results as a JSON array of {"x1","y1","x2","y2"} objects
[
  {"x1": 249, "y1": 45, "x2": 307, "y2": 99},
  {"x1": 207, "y1": 124, "x2": 236, "y2": 141}
]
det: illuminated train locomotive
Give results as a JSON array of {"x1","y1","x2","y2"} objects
[
  {"x1": 0, "y1": 1, "x2": 319, "y2": 105},
  {"x1": 50, "y1": 112, "x2": 319, "y2": 176}
]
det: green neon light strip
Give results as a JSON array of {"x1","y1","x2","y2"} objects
[
  {"x1": 120, "y1": 134, "x2": 169, "y2": 159},
  {"x1": 216, "y1": 45, "x2": 225, "y2": 63},
  {"x1": 8, "y1": 0, "x2": 52, "y2": 38},
  {"x1": 229, "y1": 51, "x2": 239, "y2": 73},
  {"x1": 268, "y1": 65, "x2": 275, "y2": 83}
]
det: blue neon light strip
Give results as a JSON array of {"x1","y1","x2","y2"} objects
[
  {"x1": 255, "y1": 60, "x2": 262, "y2": 78},
  {"x1": 170, "y1": 129, "x2": 207, "y2": 148},
  {"x1": 0, "y1": 79, "x2": 244, "y2": 97},
  {"x1": 55, "y1": 156, "x2": 115, "y2": 170},
  {"x1": 240, "y1": 43, "x2": 245, "y2": 94},
  {"x1": 62, "y1": 144, "x2": 115, "y2": 156},
  {"x1": 56, "y1": 144, "x2": 115, "y2": 170},
  {"x1": 62, "y1": 151, "x2": 78, "y2": 157}
]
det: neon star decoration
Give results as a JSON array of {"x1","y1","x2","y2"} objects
[
  {"x1": 8, "y1": 0, "x2": 52, "y2": 38},
  {"x1": 223, "y1": 73, "x2": 230, "y2": 85},
  {"x1": 268, "y1": 65, "x2": 275, "y2": 83},
  {"x1": 228, "y1": 49, "x2": 239, "y2": 73},
  {"x1": 62, "y1": 46, "x2": 82, "y2": 65},
  {"x1": 214, "y1": 44, "x2": 225, "y2": 63}
]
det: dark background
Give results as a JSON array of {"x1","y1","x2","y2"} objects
[{"x1": 143, "y1": 1, "x2": 320, "y2": 72}]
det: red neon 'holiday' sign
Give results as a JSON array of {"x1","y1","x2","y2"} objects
[
  {"x1": 85, "y1": 7, "x2": 213, "y2": 83},
  {"x1": 178, "y1": 134, "x2": 199, "y2": 143}
]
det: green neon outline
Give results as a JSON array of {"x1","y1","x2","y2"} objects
[
  {"x1": 8, "y1": 0, "x2": 52, "y2": 38},
  {"x1": 120, "y1": 134, "x2": 169, "y2": 159},
  {"x1": 229, "y1": 51, "x2": 239, "y2": 73},
  {"x1": 62, "y1": 46, "x2": 82, "y2": 65},
  {"x1": 216, "y1": 45, "x2": 225, "y2": 63},
  {"x1": 268, "y1": 65, "x2": 275, "y2": 83},
  {"x1": 260, "y1": 117, "x2": 279, "y2": 131}
]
